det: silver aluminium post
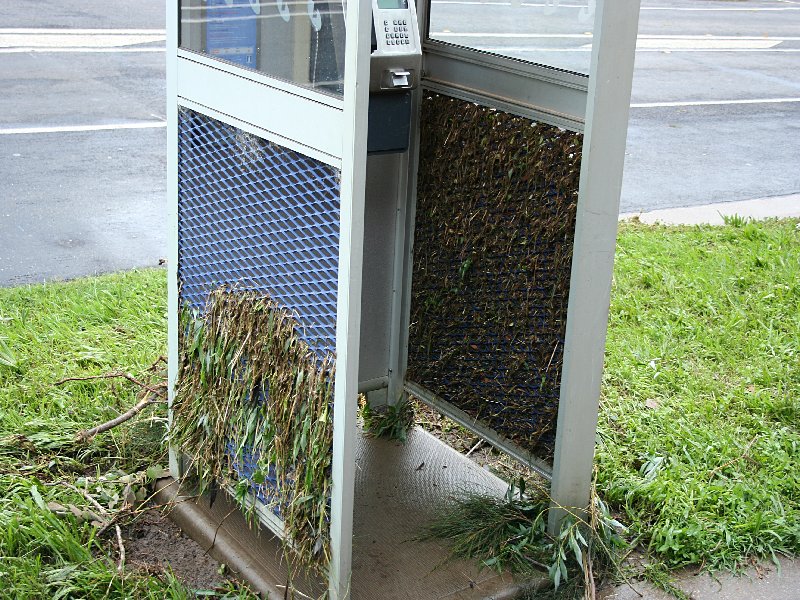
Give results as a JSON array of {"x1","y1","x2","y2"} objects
[
  {"x1": 166, "y1": 0, "x2": 182, "y2": 478},
  {"x1": 329, "y1": 0, "x2": 373, "y2": 595},
  {"x1": 548, "y1": 0, "x2": 641, "y2": 534}
]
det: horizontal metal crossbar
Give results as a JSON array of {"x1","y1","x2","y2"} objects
[{"x1": 404, "y1": 380, "x2": 553, "y2": 481}]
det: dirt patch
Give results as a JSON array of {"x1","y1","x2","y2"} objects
[{"x1": 123, "y1": 508, "x2": 235, "y2": 592}]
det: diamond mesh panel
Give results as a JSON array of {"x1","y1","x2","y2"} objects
[
  {"x1": 408, "y1": 93, "x2": 583, "y2": 459},
  {"x1": 177, "y1": 108, "x2": 341, "y2": 358}
]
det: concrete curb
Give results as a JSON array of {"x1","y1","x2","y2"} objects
[
  {"x1": 152, "y1": 477, "x2": 287, "y2": 599},
  {"x1": 620, "y1": 193, "x2": 800, "y2": 226}
]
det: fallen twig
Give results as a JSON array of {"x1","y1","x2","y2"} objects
[
  {"x1": 465, "y1": 438, "x2": 484, "y2": 458},
  {"x1": 54, "y1": 371, "x2": 166, "y2": 399},
  {"x1": 53, "y1": 369, "x2": 168, "y2": 441},
  {"x1": 115, "y1": 524, "x2": 126, "y2": 573},
  {"x1": 76, "y1": 392, "x2": 162, "y2": 442},
  {"x1": 59, "y1": 481, "x2": 109, "y2": 519},
  {"x1": 584, "y1": 552, "x2": 596, "y2": 600},
  {"x1": 147, "y1": 355, "x2": 168, "y2": 372}
]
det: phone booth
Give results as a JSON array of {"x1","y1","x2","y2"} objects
[{"x1": 166, "y1": 1, "x2": 640, "y2": 598}]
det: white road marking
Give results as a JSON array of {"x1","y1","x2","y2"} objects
[
  {"x1": 0, "y1": 29, "x2": 165, "y2": 53},
  {"x1": 433, "y1": 32, "x2": 593, "y2": 38},
  {"x1": 631, "y1": 98, "x2": 800, "y2": 108},
  {"x1": 0, "y1": 33, "x2": 165, "y2": 48},
  {"x1": 477, "y1": 46, "x2": 800, "y2": 53},
  {"x1": 638, "y1": 4, "x2": 800, "y2": 11},
  {"x1": 4, "y1": 100, "x2": 794, "y2": 137},
  {"x1": 635, "y1": 38, "x2": 780, "y2": 50},
  {"x1": 0, "y1": 28, "x2": 166, "y2": 34},
  {"x1": 0, "y1": 122, "x2": 168, "y2": 136},
  {"x1": 431, "y1": 1, "x2": 800, "y2": 10},
  {"x1": 0, "y1": 47, "x2": 165, "y2": 54},
  {"x1": 435, "y1": 33, "x2": 793, "y2": 51},
  {"x1": 433, "y1": 32, "x2": 800, "y2": 41}
]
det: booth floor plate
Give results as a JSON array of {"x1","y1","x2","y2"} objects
[
  {"x1": 351, "y1": 427, "x2": 520, "y2": 599},
  {"x1": 159, "y1": 427, "x2": 536, "y2": 599}
]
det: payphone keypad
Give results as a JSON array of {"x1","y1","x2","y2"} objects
[{"x1": 383, "y1": 20, "x2": 410, "y2": 45}]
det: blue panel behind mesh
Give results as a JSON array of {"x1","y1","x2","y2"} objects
[{"x1": 177, "y1": 108, "x2": 341, "y2": 358}]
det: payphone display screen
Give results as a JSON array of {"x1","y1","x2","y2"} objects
[
  {"x1": 179, "y1": 0, "x2": 347, "y2": 97},
  {"x1": 407, "y1": 93, "x2": 583, "y2": 459},
  {"x1": 377, "y1": 0, "x2": 409, "y2": 9}
]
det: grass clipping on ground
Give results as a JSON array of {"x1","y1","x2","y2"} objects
[
  {"x1": 0, "y1": 270, "x2": 223, "y2": 598},
  {"x1": 170, "y1": 287, "x2": 335, "y2": 575}
]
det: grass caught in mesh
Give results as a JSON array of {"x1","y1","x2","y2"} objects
[
  {"x1": 409, "y1": 93, "x2": 583, "y2": 457},
  {"x1": 171, "y1": 288, "x2": 335, "y2": 576},
  {"x1": 597, "y1": 218, "x2": 800, "y2": 571}
]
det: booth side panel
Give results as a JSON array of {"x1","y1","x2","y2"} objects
[
  {"x1": 171, "y1": 108, "x2": 340, "y2": 581},
  {"x1": 407, "y1": 92, "x2": 582, "y2": 459}
]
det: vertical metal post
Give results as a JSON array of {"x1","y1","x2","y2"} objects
[
  {"x1": 548, "y1": 0, "x2": 641, "y2": 533},
  {"x1": 329, "y1": 0, "x2": 372, "y2": 596},
  {"x1": 166, "y1": 0, "x2": 182, "y2": 478},
  {"x1": 386, "y1": 150, "x2": 410, "y2": 405},
  {"x1": 391, "y1": 0, "x2": 429, "y2": 402}
]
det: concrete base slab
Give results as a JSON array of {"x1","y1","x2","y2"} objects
[
  {"x1": 598, "y1": 558, "x2": 800, "y2": 600},
  {"x1": 620, "y1": 193, "x2": 800, "y2": 226},
  {"x1": 156, "y1": 427, "x2": 539, "y2": 599}
]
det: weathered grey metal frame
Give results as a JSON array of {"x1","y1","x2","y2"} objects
[
  {"x1": 547, "y1": 0, "x2": 641, "y2": 532},
  {"x1": 404, "y1": 381, "x2": 553, "y2": 479},
  {"x1": 422, "y1": 44, "x2": 587, "y2": 132},
  {"x1": 168, "y1": 0, "x2": 640, "y2": 593},
  {"x1": 396, "y1": 0, "x2": 641, "y2": 532},
  {"x1": 166, "y1": 0, "x2": 372, "y2": 596}
]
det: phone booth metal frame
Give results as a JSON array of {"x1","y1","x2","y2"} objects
[{"x1": 166, "y1": 1, "x2": 642, "y2": 597}]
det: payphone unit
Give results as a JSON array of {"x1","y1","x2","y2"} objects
[
  {"x1": 370, "y1": 0, "x2": 421, "y2": 90},
  {"x1": 367, "y1": 0, "x2": 422, "y2": 153}
]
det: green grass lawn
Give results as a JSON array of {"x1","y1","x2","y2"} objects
[
  {"x1": 0, "y1": 271, "x2": 189, "y2": 598},
  {"x1": 598, "y1": 218, "x2": 799, "y2": 571},
  {"x1": 0, "y1": 218, "x2": 797, "y2": 598}
]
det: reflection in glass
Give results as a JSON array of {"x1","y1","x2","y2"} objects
[
  {"x1": 427, "y1": 0, "x2": 595, "y2": 75},
  {"x1": 180, "y1": 0, "x2": 347, "y2": 96}
]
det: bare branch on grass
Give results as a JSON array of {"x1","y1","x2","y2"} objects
[
  {"x1": 146, "y1": 355, "x2": 168, "y2": 372},
  {"x1": 54, "y1": 371, "x2": 166, "y2": 399},
  {"x1": 52, "y1": 369, "x2": 167, "y2": 441},
  {"x1": 76, "y1": 391, "x2": 162, "y2": 442}
]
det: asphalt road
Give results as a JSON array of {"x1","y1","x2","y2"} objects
[
  {"x1": 1, "y1": 0, "x2": 798, "y2": 285},
  {"x1": 0, "y1": 1, "x2": 166, "y2": 286},
  {"x1": 429, "y1": 0, "x2": 800, "y2": 209}
]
